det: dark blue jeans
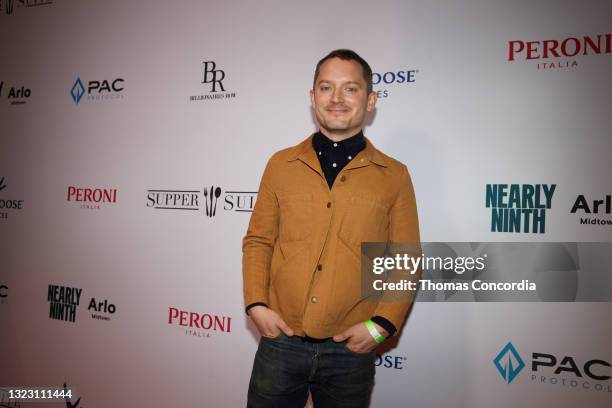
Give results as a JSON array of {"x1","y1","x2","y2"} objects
[{"x1": 247, "y1": 333, "x2": 376, "y2": 408}]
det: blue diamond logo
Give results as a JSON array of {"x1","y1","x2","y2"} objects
[
  {"x1": 70, "y1": 77, "x2": 85, "y2": 104},
  {"x1": 493, "y1": 342, "x2": 525, "y2": 384}
]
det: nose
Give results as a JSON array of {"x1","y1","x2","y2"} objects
[{"x1": 331, "y1": 86, "x2": 344, "y2": 103}]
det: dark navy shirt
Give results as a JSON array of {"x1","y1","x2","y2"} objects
[{"x1": 312, "y1": 130, "x2": 366, "y2": 189}]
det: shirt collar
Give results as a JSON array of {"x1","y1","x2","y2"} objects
[
  {"x1": 312, "y1": 130, "x2": 365, "y2": 153},
  {"x1": 288, "y1": 133, "x2": 388, "y2": 168}
]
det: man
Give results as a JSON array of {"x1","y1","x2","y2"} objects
[{"x1": 243, "y1": 49, "x2": 420, "y2": 407}]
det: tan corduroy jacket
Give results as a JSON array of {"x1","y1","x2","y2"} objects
[{"x1": 243, "y1": 134, "x2": 420, "y2": 338}]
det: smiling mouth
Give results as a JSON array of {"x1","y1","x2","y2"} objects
[{"x1": 327, "y1": 107, "x2": 349, "y2": 114}]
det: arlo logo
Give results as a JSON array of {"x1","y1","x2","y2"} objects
[
  {"x1": 202, "y1": 61, "x2": 225, "y2": 93},
  {"x1": 88, "y1": 297, "x2": 116, "y2": 314},
  {"x1": 571, "y1": 194, "x2": 612, "y2": 226},
  {"x1": 0, "y1": 81, "x2": 32, "y2": 104},
  {"x1": 8, "y1": 85, "x2": 31, "y2": 99},
  {"x1": 493, "y1": 342, "x2": 525, "y2": 384},
  {"x1": 571, "y1": 194, "x2": 611, "y2": 214}
]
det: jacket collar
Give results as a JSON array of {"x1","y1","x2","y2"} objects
[{"x1": 287, "y1": 133, "x2": 387, "y2": 169}]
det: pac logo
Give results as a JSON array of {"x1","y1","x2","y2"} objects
[
  {"x1": 70, "y1": 78, "x2": 85, "y2": 104},
  {"x1": 70, "y1": 76, "x2": 125, "y2": 104},
  {"x1": 493, "y1": 342, "x2": 525, "y2": 384}
]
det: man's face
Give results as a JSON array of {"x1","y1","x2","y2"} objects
[{"x1": 310, "y1": 57, "x2": 377, "y2": 140}]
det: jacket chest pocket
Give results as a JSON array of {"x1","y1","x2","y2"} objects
[
  {"x1": 278, "y1": 192, "x2": 313, "y2": 243},
  {"x1": 338, "y1": 193, "x2": 390, "y2": 253}
]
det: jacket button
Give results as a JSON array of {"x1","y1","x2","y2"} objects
[
  {"x1": 340, "y1": 175, "x2": 346, "y2": 182},
  {"x1": 311, "y1": 296, "x2": 319, "y2": 303},
  {"x1": 326, "y1": 202, "x2": 331, "y2": 208},
  {"x1": 317, "y1": 264, "x2": 323, "y2": 271}
]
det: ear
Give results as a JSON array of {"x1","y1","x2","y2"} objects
[
  {"x1": 366, "y1": 90, "x2": 377, "y2": 112},
  {"x1": 310, "y1": 88, "x2": 315, "y2": 107}
]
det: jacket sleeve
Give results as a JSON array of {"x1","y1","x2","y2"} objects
[
  {"x1": 373, "y1": 164, "x2": 421, "y2": 335},
  {"x1": 242, "y1": 155, "x2": 280, "y2": 307}
]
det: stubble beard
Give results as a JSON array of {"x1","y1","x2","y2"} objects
[{"x1": 316, "y1": 108, "x2": 361, "y2": 137}]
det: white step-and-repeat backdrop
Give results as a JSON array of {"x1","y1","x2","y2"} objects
[{"x1": 1, "y1": 1, "x2": 611, "y2": 407}]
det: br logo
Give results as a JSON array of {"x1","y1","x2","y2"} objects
[
  {"x1": 202, "y1": 61, "x2": 226, "y2": 93},
  {"x1": 493, "y1": 342, "x2": 525, "y2": 384}
]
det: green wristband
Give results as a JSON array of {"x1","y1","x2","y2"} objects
[{"x1": 365, "y1": 319, "x2": 386, "y2": 344}]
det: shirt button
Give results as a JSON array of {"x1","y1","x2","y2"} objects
[
  {"x1": 311, "y1": 296, "x2": 319, "y2": 303},
  {"x1": 333, "y1": 143, "x2": 338, "y2": 147},
  {"x1": 326, "y1": 202, "x2": 331, "y2": 208},
  {"x1": 340, "y1": 175, "x2": 346, "y2": 182},
  {"x1": 332, "y1": 163, "x2": 337, "y2": 168},
  {"x1": 317, "y1": 264, "x2": 323, "y2": 271}
]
